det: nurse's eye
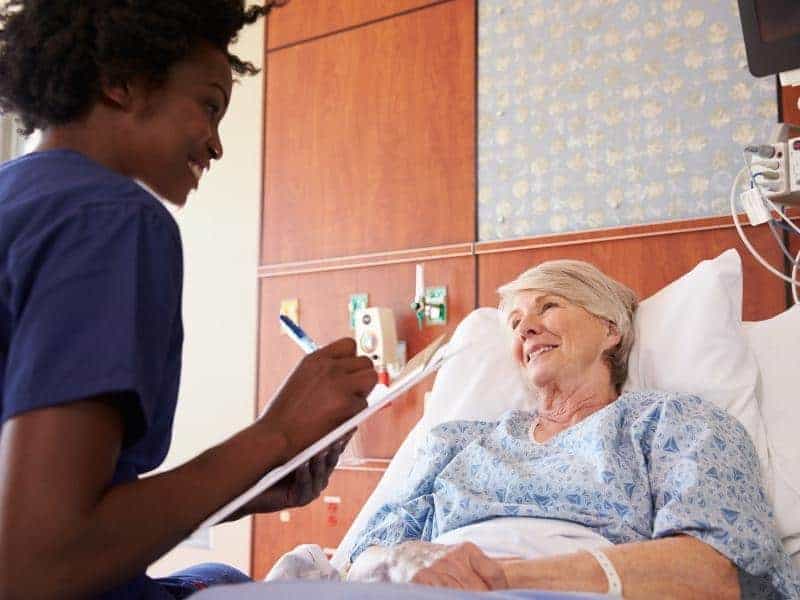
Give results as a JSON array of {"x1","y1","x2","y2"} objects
[
  {"x1": 205, "y1": 101, "x2": 221, "y2": 119},
  {"x1": 510, "y1": 318, "x2": 521, "y2": 330}
]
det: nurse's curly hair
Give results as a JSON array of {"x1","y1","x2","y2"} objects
[{"x1": 0, "y1": 0, "x2": 286, "y2": 134}]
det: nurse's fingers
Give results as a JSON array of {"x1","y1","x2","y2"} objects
[
  {"x1": 317, "y1": 337, "x2": 359, "y2": 358},
  {"x1": 310, "y1": 454, "x2": 331, "y2": 498},
  {"x1": 333, "y1": 356, "x2": 378, "y2": 374},
  {"x1": 292, "y1": 461, "x2": 313, "y2": 504}
]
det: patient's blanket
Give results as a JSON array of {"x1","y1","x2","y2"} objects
[
  {"x1": 266, "y1": 519, "x2": 610, "y2": 583},
  {"x1": 431, "y1": 517, "x2": 611, "y2": 559},
  {"x1": 194, "y1": 582, "x2": 611, "y2": 599},
  {"x1": 349, "y1": 391, "x2": 800, "y2": 599}
]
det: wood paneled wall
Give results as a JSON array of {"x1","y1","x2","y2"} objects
[
  {"x1": 263, "y1": 0, "x2": 475, "y2": 264},
  {"x1": 254, "y1": 0, "x2": 476, "y2": 577},
  {"x1": 252, "y1": 463, "x2": 386, "y2": 577},
  {"x1": 477, "y1": 217, "x2": 793, "y2": 322},
  {"x1": 256, "y1": 256, "x2": 475, "y2": 459}
]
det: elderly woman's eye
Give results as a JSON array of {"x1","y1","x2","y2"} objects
[
  {"x1": 510, "y1": 319, "x2": 521, "y2": 329},
  {"x1": 541, "y1": 302, "x2": 557, "y2": 312}
]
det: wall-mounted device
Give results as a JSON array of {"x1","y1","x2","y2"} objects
[
  {"x1": 410, "y1": 264, "x2": 448, "y2": 329},
  {"x1": 745, "y1": 127, "x2": 800, "y2": 206},
  {"x1": 348, "y1": 293, "x2": 369, "y2": 330},
  {"x1": 354, "y1": 307, "x2": 398, "y2": 371}
]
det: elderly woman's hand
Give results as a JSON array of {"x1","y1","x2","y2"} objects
[{"x1": 347, "y1": 541, "x2": 508, "y2": 590}]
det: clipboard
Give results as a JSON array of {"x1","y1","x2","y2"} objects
[{"x1": 196, "y1": 332, "x2": 458, "y2": 531}]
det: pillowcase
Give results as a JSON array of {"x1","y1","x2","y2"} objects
[
  {"x1": 742, "y1": 307, "x2": 800, "y2": 554},
  {"x1": 332, "y1": 249, "x2": 771, "y2": 567},
  {"x1": 623, "y1": 249, "x2": 769, "y2": 478}
]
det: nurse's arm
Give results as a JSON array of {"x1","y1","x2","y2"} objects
[
  {"x1": 0, "y1": 395, "x2": 286, "y2": 598},
  {"x1": 0, "y1": 338, "x2": 374, "y2": 599},
  {"x1": 500, "y1": 535, "x2": 739, "y2": 599}
]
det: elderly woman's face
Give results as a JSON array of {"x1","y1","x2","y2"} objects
[{"x1": 506, "y1": 290, "x2": 620, "y2": 391}]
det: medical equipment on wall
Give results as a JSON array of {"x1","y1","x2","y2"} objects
[
  {"x1": 734, "y1": 2, "x2": 800, "y2": 304},
  {"x1": 410, "y1": 264, "x2": 448, "y2": 329},
  {"x1": 354, "y1": 307, "x2": 398, "y2": 383},
  {"x1": 731, "y1": 137, "x2": 800, "y2": 304}
]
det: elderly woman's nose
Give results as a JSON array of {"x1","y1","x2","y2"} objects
[{"x1": 518, "y1": 314, "x2": 542, "y2": 337}]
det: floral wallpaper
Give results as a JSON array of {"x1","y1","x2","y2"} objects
[{"x1": 478, "y1": 0, "x2": 777, "y2": 240}]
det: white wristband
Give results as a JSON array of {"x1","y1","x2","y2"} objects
[{"x1": 586, "y1": 549, "x2": 623, "y2": 597}]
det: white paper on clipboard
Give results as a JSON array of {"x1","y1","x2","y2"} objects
[{"x1": 196, "y1": 333, "x2": 460, "y2": 532}]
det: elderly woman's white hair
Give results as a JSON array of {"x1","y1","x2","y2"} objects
[{"x1": 498, "y1": 260, "x2": 638, "y2": 392}]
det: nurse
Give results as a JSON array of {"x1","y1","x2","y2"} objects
[{"x1": 0, "y1": 1, "x2": 377, "y2": 598}]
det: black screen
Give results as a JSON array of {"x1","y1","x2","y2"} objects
[{"x1": 755, "y1": 0, "x2": 800, "y2": 43}]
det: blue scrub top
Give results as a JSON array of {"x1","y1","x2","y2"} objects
[{"x1": 0, "y1": 149, "x2": 184, "y2": 598}]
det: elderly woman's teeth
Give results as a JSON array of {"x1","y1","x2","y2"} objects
[{"x1": 528, "y1": 346, "x2": 555, "y2": 362}]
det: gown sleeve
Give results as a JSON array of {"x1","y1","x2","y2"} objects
[
  {"x1": 348, "y1": 420, "x2": 493, "y2": 563},
  {"x1": 634, "y1": 393, "x2": 799, "y2": 599}
]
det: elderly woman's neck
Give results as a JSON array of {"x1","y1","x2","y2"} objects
[{"x1": 536, "y1": 376, "x2": 618, "y2": 428}]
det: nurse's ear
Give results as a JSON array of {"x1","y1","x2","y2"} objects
[{"x1": 98, "y1": 76, "x2": 153, "y2": 115}]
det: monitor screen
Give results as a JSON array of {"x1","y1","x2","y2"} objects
[
  {"x1": 755, "y1": 1, "x2": 800, "y2": 44},
  {"x1": 739, "y1": 0, "x2": 800, "y2": 76}
]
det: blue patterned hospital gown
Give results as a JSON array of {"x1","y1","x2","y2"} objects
[{"x1": 350, "y1": 391, "x2": 799, "y2": 598}]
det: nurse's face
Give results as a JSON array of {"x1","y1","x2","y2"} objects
[
  {"x1": 120, "y1": 42, "x2": 233, "y2": 206},
  {"x1": 506, "y1": 290, "x2": 619, "y2": 392}
]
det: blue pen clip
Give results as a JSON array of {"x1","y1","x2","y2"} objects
[{"x1": 279, "y1": 314, "x2": 319, "y2": 354}]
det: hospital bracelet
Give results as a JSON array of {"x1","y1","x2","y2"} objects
[{"x1": 586, "y1": 549, "x2": 623, "y2": 597}]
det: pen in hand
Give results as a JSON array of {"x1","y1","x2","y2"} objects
[{"x1": 279, "y1": 314, "x2": 319, "y2": 354}]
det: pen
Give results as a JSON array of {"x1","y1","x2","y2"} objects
[{"x1": 279, "y1": 314, "x2": 319, "y2": 354}]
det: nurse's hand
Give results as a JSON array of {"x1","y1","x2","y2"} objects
[
  {"x1": 223, "y1": 433, "x2": 352, "y2": 519},
  {"x1": 258, "y1": 338, "x2": 376, "y2": 462},
  {"x1": 348, "y1": 541, "x2": 508, "y2": 591}
]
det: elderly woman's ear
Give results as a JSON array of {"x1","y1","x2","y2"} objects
[{"x1": 603, "y1": 321, "x2": 622, "y2": 352}]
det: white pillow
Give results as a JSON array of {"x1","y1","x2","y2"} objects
[
  {"x1": 743, "y1": 307, "x2": 800, "y2": 554},
  {"x1": 623, "y1": 249, "x2": 769, "y2": 477},
  {"x1": 332, "y1": 249, "x2": 770, "y2": 567}
]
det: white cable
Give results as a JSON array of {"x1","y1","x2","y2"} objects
[
  {"x1": 743, "y1": 150, "x2": 800, "y2": 237},
  {"x1": 762, "y1": 194, "x2": 800, "y2": 237},
  {"x1": 794, "y1": 248, "x2": 800, "y2": 305},
  {"x1": 731, "y1": 165, "x2": 800, "y2": 290}
]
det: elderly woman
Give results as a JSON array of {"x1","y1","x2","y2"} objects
[{"x1": 346, "y1": 260, "x2": 799, "y2": 599}]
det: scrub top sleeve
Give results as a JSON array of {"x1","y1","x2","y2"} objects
[{"x1": 3, "y1": 202, "x2": 182, "y2": 446}]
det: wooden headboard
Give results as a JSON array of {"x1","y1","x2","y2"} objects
[{"x1": 476, "y1": 215, "x2": 795, "y2": 322}]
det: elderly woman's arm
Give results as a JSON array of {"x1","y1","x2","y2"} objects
[
  {"x1": 347, "y1": 421, "x2": 495, "y2": 563},
  {"x1": 354, "y1": 535, "x2": 738, "y2": 597},
  {"x1": 500, "y1": 535, "x2": 738, "y2": 599}
]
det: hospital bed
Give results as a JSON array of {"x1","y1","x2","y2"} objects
[{"x1": 199, "y1": 249, "x2": 800, "y2": 598}]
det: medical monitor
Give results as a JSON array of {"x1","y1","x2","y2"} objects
[{"x1": 738, "y1": 0, "x2": 800, "y2": 77}]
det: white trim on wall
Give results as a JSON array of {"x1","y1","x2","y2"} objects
[{"x1": 0, "y1": 113, "x2": 24, "y2": 163}]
